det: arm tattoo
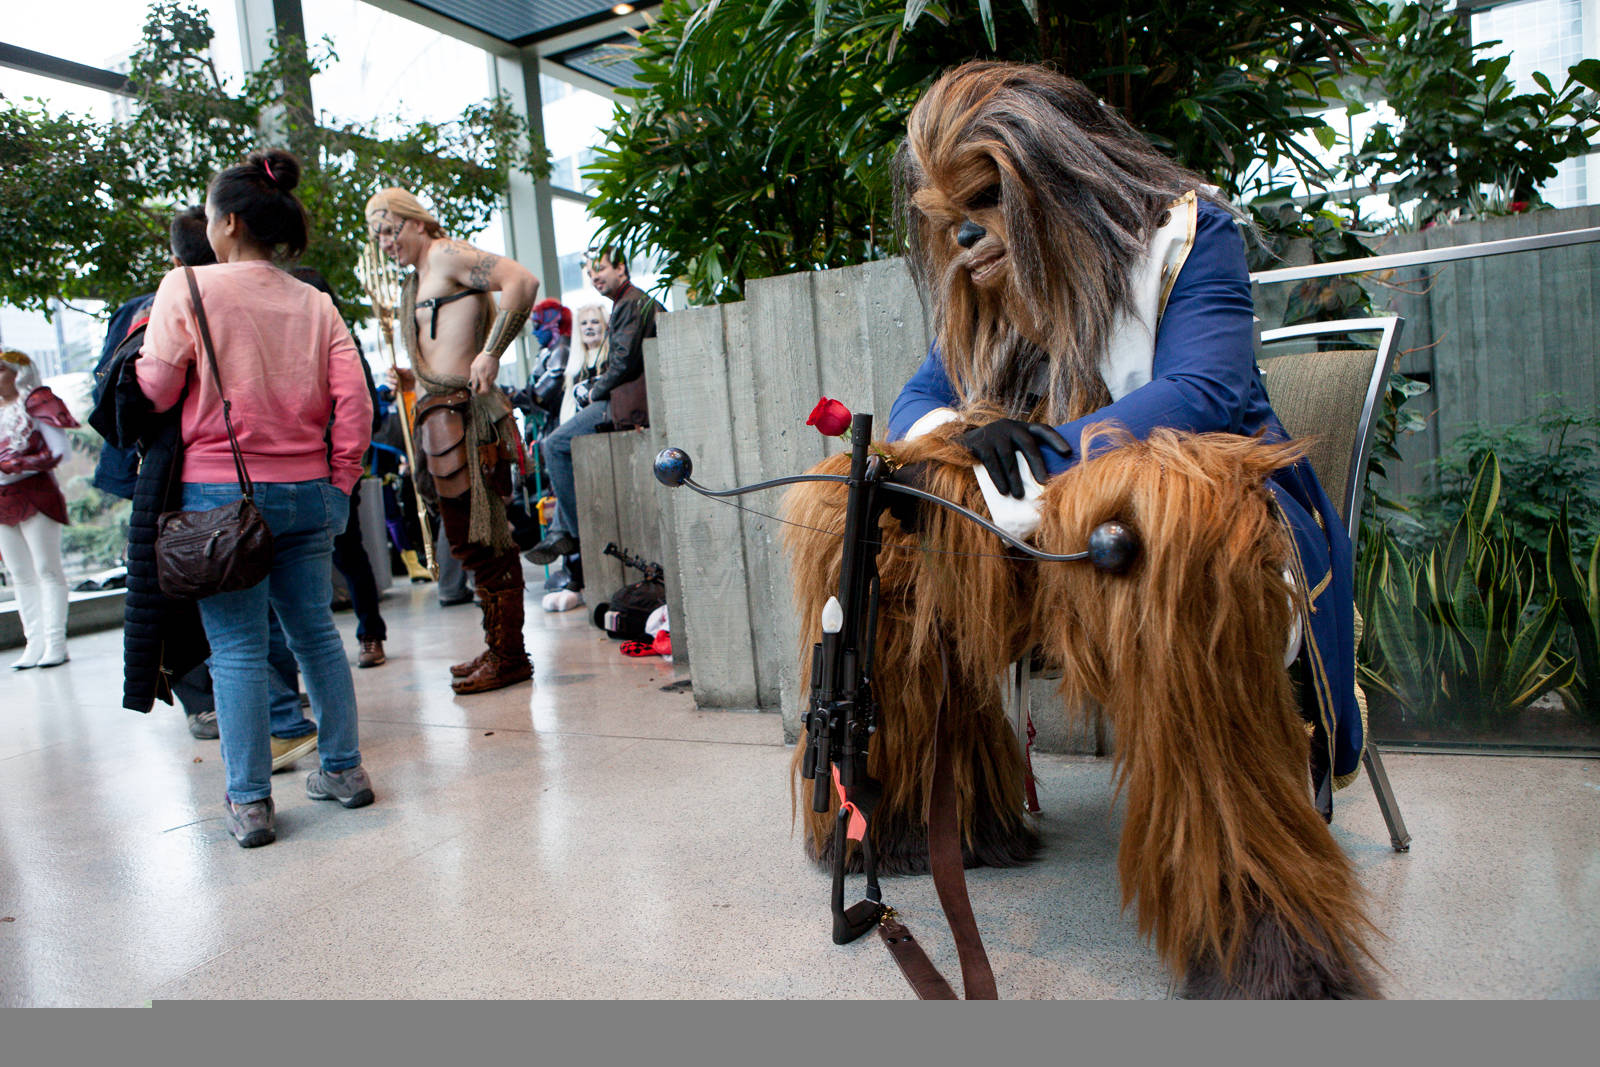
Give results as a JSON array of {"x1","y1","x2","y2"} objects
[
  {"x1": 481, "y1": 306, "x2": 530, "y2": 361},
  {"x1": 467, "y1": 252, "x2": 499, "y2": 290}
]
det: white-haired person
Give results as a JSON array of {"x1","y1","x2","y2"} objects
[
  {"x1": 0, "y1": 349, "x2": 78, "y2": 669},
  {"x1": 558, "y1": 303, "x2": 610, "y2": 427}
]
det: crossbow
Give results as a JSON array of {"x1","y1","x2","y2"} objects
[{"x1": 654, "y1": 412, "x2": 1139, "y2": 991}]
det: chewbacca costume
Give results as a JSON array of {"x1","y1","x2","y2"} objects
[{"x1": 782, "y1": 62, "x2": 1377, "y2": 998}]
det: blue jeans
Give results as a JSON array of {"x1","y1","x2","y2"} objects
[
  {"x1": 184, "y1": 479, "x2": 362, "y2": 803},
  {"x1": 540, "y1": 399, "x2": 610, "y2": 538},
  {"x1": 267, "y1": 610, "x2": 316, "y2": 740}
]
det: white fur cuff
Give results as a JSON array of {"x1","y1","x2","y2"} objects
[{"x1": 904, "y1": 406, "x2": 960, "y2": 440}]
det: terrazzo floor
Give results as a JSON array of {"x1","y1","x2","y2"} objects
[{"x1": 1, "y1": 574, "x2": 1597, "y2": 1004}]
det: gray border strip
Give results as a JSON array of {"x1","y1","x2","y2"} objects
[{"x1": 1252, "y1": 225, "x2": 1600, "y2": 284}]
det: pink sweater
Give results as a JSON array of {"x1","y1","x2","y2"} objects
[{"x1": 138, "y1": 261, "x2": 373, "y2": 492}]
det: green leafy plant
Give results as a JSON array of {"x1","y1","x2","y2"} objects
[
  {"x1": 1403, "y1": 403, "x2": 1600, "y2": 561},
  {"x1": 1548, "y1": 502, "x2": 1600, "y2": 723},
  {"x1": 1362, "y1": 370, "x2": 1432, "y2": 524},
  {"x1": 1423, "y1": 455, "x2": 1573, "y2": 730},
  {"x1": 1347, "y1": 0, "x2": 1600, "y2": 227},
  {"x1": 62, "y1": 485, "x2": 133, "y2": 569},
  {"x1": 1358, "y1": 521, "x2": 1448, "y2": 726},
  {"x1": 0, "y1": 1, "x2": 547, "y2": 316}
]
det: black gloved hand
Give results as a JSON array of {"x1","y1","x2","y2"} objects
[
  {"x1": 957, "y1": 419, "x2": 1071, "y2": 498},
  {"x1": 882, "y1": 460, "x2": 929, "y2": 534}
]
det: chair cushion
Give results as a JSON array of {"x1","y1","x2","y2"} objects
[{"x1": 1257, "y1": 347, "x2": 1378, "y2": 528}]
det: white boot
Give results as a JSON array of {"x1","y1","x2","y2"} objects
[
  {"x1": 8, "y1": 576, "x2": 44, "y2": 670},
  {"x1": 36, "y1": 575, "x2": 68, "y2": 668},
  {"x1": 10, "y1": 640, "x2": 43, "y2": 670}
]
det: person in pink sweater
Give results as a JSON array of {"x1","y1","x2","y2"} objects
[{"x1": 139, "y1": 148, "x2": 376, "y2": 848}]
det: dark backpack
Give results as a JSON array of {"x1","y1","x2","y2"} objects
[
  {"x1": 592, "y1": 577, "x2": 666, "y2": 642},
  {"x1": 88, "y1": 311, "x2": 154, "y2": 499},
  {"x1": 591, "y1": 542, "x2": 667, "y2": 641}
]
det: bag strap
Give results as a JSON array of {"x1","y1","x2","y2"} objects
[
  {"x1": 875, "y1": 641, "x2": 999, "y2": 1000},
  {"x1": 926, "y1": 680, "x2": 999, "y2": 998},
  {"x1": 182, "y1": 266, "x2": 254, "y2": 499}
]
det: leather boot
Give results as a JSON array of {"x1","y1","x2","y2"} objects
[
  {"x1": 400, "y1": 549, "x2": 433, "y2": 583},
  {"x1": 450, "y1": 651, "x2": 487, "y2": 678},
  {"x1": 451, "y1": 587, "x2": 532, "y2": 694}
]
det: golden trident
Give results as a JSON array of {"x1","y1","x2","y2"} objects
[{"x1": 357, "y1": 238, "x2": 438, "y2": 578}]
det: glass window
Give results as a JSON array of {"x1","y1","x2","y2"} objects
[
  {"x1": 0, "y1": 66, "x2": 120, "y2": 122},
  {"x1": 1473, "y1": 0, "x2": 1594, "y2": 208},
  {"x1": 541, "y1": 74, "x2": 614, "y2": 196},
  {"x1": 302, "y1": 0, "x2": 494, "y2": 136},
  {"x1": 552, "y1": 197, "x2": 604, "y2": 308},
  {"x1": 3, "y1": 0, "x2": 243, "y2": 92}
]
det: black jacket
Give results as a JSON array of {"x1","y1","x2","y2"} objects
[
  {"x1": 588, "y1": 284, "x2": 661, "y2": 403},
  {"x1": 90, "y1": 340, "x2": 209, "y2": 712}
]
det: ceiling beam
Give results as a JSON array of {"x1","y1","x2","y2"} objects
[
  {"x1": 0, "y1": 41, "x2": 132, "y2": 96},
  {"x1": 518, "y1": 4, "x2": 658, "y2": 49},
  {"x1": 353, "y1": 0, "x2": 522, "y2": 57}
]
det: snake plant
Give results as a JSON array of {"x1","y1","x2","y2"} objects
[
  {"x1": 1359, "y1": 452, "x2": 1574, "y2": 731},
  {"x1": 1548, "y1": 501, "x2": 1600, "y2": 723}
]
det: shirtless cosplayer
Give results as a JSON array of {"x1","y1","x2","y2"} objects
[{"x1": 366, "y1": 187, "x2": 539, "y2": 694}]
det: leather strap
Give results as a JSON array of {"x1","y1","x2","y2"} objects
[
  {"x1": 927, "y1": 647, "x2": 999, "y2": 999},
  {"x1": 876, "y1": 642, "x2": 999, "y2": 1000},
  {"x1": 878, "y1": 916, "x2": 956, "y2": 999},
  {"x1": 181, "y1": 266, "x2": 254, "y2": 499}
]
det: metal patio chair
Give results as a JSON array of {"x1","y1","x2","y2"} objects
[{"x1": 1255, "y1": 315, "x2": 1411, "y2": 851}]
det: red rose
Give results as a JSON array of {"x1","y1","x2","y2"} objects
[
  {"x1": 1509, "y1": 200, "x2": 1530, "y2": 213},
  {"x1": 806, "y1": 396, "x2": 852, "y2": 437}
]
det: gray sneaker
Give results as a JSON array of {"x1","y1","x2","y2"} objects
[
  {"x1": 305, "y1": 765, "x2": 375, "y2": 809},
  {"x1": 224, "y1": 796, "x2": 276, "y2": 848},
  {"x1": 187, "y1": 709, "x2": 220, "y2": 740}
]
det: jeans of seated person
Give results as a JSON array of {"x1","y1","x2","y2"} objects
[
  {"x1": 434, "y1": 519, "x2": 471, "y2": 602},
  {"x1": 540, "y1": 398, "x2": 612, "y2": 541},
  {"x1": 182, "y1": 479, "x2": 362, "y2": 804},
  {"x1": 266, "y1": 608, "x2": 316, "y2": 741},
  {"x1": 331, "y1": 479, "x2": 388, "y2": 642}
]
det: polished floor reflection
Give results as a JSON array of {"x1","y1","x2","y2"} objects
[{"x1": 1, "y1": 577, "x2": 1597, "y2": 1003}]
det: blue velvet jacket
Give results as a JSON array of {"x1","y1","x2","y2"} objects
[{"x1": 887, "y1": 202, "x2": 1363, "y2": 792}]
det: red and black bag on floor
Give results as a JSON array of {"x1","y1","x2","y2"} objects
[{"x1": 591, "y1": 542, "x2": 665, "y2": 642}]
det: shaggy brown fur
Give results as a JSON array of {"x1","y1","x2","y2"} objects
[
  {"x1": 782, "y1": 426, "x2": 1378, "y2": 997},
  {"x1": 782, "y1": 432, "x2": 1040, "y2": 875},
  {"x1": 1032, "y1": 426, "x2": 1378, "y2": 998}
]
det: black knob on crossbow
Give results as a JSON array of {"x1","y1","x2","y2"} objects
[
  {"x1": 654, "y1": 447, "x2": 692, "y2": 487},
  {"x1": 1087, "y1": 520, "x2": 1139, "y2": 574}
]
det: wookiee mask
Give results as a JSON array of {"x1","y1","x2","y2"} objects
[{"x1": 894, "y1": 61, "x2": 1227, "y2": 425}]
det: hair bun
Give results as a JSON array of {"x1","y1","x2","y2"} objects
[{"x1": 250, "y1": 149, "x2": 301, "y2": 193}]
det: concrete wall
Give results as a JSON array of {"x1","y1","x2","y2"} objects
[{"x1": 638, "y1": 259, "x2": 930, "y2": 737}]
